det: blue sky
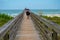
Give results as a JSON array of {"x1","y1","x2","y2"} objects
[{"x1": 0, "y1": 0, "x2": 60, "y2": 9}]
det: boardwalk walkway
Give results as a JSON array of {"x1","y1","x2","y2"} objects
[{"x1": 15, "y1": 13, "x2": 40, "y2": 40}]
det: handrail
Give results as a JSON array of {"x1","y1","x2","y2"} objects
[
  {"x1": 40, "y1": 17, "x2": 60, "y2": 33},
  {"x1": 31, "y1": 13, "x2": 51, "y2": 40},
  {"x1": 31, "y1": 13, "x2": 60, "y2": 33},
  {"x1": 31, "y1": 13, "x2": 60, "y2": 40},
  {"x1": 0, "y1": 13, "x2": 23, "y2": 40}
]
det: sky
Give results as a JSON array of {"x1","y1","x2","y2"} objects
[{"x1": 0, "y1": 0, "x2": 60, "y2": 9}]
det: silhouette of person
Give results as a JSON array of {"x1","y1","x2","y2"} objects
[{"x1": 26, "y1": 11, "x2": 30, "y2": 19}]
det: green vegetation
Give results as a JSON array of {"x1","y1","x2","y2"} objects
[
  {"x1": 39, "y1": 12, "x2": 60, "y2": 25},
  {"x1": 42, "y1": 15, "x2": 60, "y2": 25},
  {"x1": 0, "y1": 13, "x2": 13, "y2": 27},
  {"x1": 0, "y1": 13, "x2": 13, "y2": 40}
]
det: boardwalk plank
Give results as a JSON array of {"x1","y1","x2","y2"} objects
[{"x1": 15, "y1": 13, "x2": 40, "y2": 40}]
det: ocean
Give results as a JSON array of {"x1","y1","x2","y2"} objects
[
  {"x1": 0, "y1": 9, "x2": 60, "y2": 17},
  {"x1": 0, "y1": 10, "x2": 23, "y2": 17}
]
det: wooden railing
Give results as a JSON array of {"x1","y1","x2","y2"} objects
[
  {"x1": 31, "y1": 13, "x2": 60, "y2": 40},
  {"x1": 0, "y1": 11, "x2": 60, "y2": 40},
  {"x1": 0, "y1": 13, "x2": 24, "y2": 40}
]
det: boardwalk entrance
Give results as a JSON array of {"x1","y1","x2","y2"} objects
[{"x1": 15, "y1": 13, "x2": 40, "y2": 40}]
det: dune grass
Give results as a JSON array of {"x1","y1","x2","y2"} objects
[
  {"x1": 0, "y1": 13, "x2": 13, "y2": 27},
  {"x1": 42, "y1": 15, "x2": 60, "y2": 25}
]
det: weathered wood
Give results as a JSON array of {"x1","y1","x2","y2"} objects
[
  {"x1": 52, "y1": 29, "x2": 58, "y2": 40},
  {"x1": 0, "y1": 13, "x2": 23, "y2": 40},
  {"x1": 30, "y1": 13, "x2": 60, "y2": 40},
  {"x1": 31, "y1": 14, "x2": 51, "y2": 40}
]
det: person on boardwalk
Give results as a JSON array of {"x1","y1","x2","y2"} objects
[{"x1": 26, "y1": 11, "x2": 30, "y2": 19}]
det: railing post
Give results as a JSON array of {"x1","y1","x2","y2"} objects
[
  {"x1": 3, "y1": 32, "x2": 9, "y2": 40},
  {"x1": 9, "y1": 26, "x2": 17, "y2": 40},
  {"x1": 52, "y1": 29, "x2": 58, "y2": 40}
]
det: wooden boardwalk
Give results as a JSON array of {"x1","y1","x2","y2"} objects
[{"x1": 15, "y1": 13, "x2": 40, "y2": 40}]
